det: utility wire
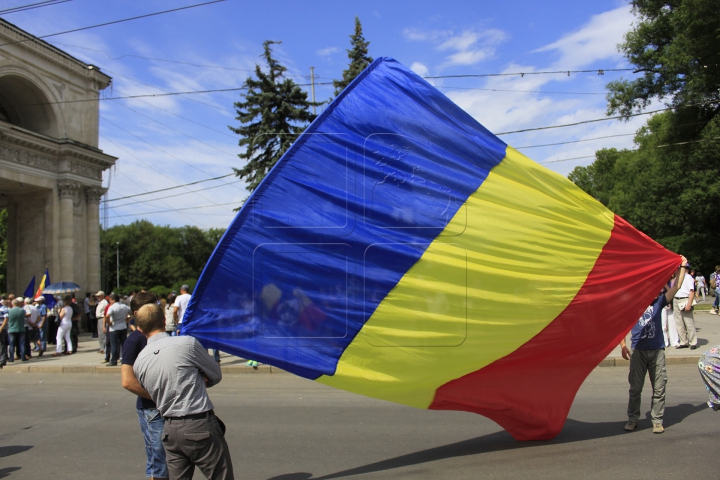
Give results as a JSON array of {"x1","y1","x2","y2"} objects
[
  {"x1": 99, "y1": 132, "x2": 233, "y2": 211},
  {"x1": 106, "y1": 155, "x2": 212, "y2": 227},
  {"x1": 435, "y1": 85, "x2": 605, "y2": 95},
  {"x1": 103, "y1": 173, "x2": 235, "y2": 203},
  {"x1": 102, "y1": 117, "x2": 240, "y2": 205},
  {"x1": 111, "y1": 100, "x2": 238, "y2": 157},
  {"x1": 103, "y1": 68, "x2": 235, "y2": 114},
  {"x1": 424, "y1": 68, "x2": 634, "y2": 79},
  {"x1": 514, "y1": 119, "x2": 712, "y2": 149},
  {"x1": 52, "y1": 41, "x2": 312, "y2": 78},
  {"x1": 0, "y1": 0, "x2": 71, "y2": 15},
  {"x1": 0, "y1": 0, "x2": 226, "y2": 47},
  {"x1": 516, "y1": 133, "x2": 635, "y2": 149},
  {"x1": 111, "y1": 180, "x2": 242, "y2": 209},
  {"x1": 538, "y1": 134, "x2": 720, "y2": 165},
  {"x1": 107, "y1": 201, "x2": 239, "y2": 219}
]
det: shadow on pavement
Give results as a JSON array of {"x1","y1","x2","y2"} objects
[
  {"x1": 0, "y1": 446, "x2": 32, "y2": 458},
  {"x1": 0, "y1": 467, "x2": 21, "y2": 478},
  {"x1": 273, "y1": 403, "x2": 706, "y2": 480}
]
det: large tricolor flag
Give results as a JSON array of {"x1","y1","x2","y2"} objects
[{"x1": 184, "y1": 58, "x2": 680, "y2": 441}]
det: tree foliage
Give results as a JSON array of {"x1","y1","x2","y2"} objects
[
  {"x1": 570, "y1": 113, "x2": 720, "y2": 273},
  {"x1": 230, "y1": 40, "x2": 318, "y2": 194},
  {"x1": 100, "y1": 220, "x2": 224, "y2": 294},
  {"x1": 606, "y1": 0, "x2": 720, "y2": 135},
  {"x1": 333, "y1": 16, "x2": 373, "y2": 96}
]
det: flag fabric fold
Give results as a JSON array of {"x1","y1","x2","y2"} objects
[{"x1": 183, "y1": 57, "x2": 680, "y2": 440}]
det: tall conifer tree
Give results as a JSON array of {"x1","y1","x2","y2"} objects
[
  {"x1": 333, "y1": 16, "x2": 373, "y2": 96},
  {"x1": 231, "y1": 40, "x2": 317, "y2": 193}
]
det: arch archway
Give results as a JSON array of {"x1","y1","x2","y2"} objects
[{"x1": 0, "y1": 73, "x2": 59, "y2": 138}]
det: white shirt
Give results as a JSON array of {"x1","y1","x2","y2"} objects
[
  {"x1": 24, "y1": 304, "x2": 39, "y2": 328},
  {"x1": 96, "y1": 298, "x2": 108, "y2": 318},
  {"x1": 60, "y1": 306, "x2": 73, "y2": 326},
  {"x1": 173, "y1": 293, "x2": 191, "y2": 324},
  {"x1": 675, "y1": 273, "x2": 695, "y2": 298},
  {"x1": 107, "y1": 302, "x2": 130, "y2": 331}
]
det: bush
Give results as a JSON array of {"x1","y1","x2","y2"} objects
[
  {"x1": 114, "y1": 284, "x2": 144, "y2": 296},
  {"x1": 149, "y1": 285, "x2": 172, "y2": 298}
]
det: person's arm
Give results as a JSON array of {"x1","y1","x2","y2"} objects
[
  {"x1": 173, "y1": 306, "x2": 179, "y2": 323},
  {"x1": 37, "y1": 313, "x2": 46, "y2": 329},
  {"x1": 191, "y1": 339, "x2": 222, "y2": 387},
  {"x1": 121, "y1": 365, "x2": 152, "y2": 399},
  {"x1": 686, "y1": 287, "x2": 695, "y2": 311},
  {"x1": 665, "y1": 256, "x2": 688, "y2": 302},
  {"x1": 0, "y1": 317, "x2": 7, "y2": 334},
  {"x1": 620, "y1": 337, "x2": 631, "y2": 361}
]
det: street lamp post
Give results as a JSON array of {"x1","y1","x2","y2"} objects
[{"x1": 116, "y1": 242, "x2": 120, "y2": 291}]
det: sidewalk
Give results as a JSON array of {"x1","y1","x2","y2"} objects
[{"x1": 3, "y1": 309, "x2": 719, "y2": 375}]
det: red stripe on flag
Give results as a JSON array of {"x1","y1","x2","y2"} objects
[{"x1": 429, "y1": 215, "x2": 680, "y2": 441}]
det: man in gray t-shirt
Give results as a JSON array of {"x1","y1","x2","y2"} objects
[
  {"x1": 134, "y1": 303, "x2": 234, "y2": 479},
  {"x1": 105, "y1": 294, "x2": 129, "y2": 367}
]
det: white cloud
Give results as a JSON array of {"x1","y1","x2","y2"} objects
[
  {"x1": 317, "y1": 46, "x2": 340, "y2": 57},
  {"x1": 535, "y1": 5, "x2": 633, "y2": 69},
  {"x1": 410, "y1": 62, "x2": 429, "y2": 76},
  {"x1": 403, "y1": 27, "x2": 508, "y2": 68}
]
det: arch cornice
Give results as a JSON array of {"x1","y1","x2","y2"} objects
[{"x1": 0, "y1": 20, "x2": 111, "y2": 89}]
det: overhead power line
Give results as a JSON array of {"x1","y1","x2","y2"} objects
[
  {"x1": 0, "y1": 0, "x2": 71, "y2": 15},
  {"x1": 107, "y1": 201, "x2": 239, "y2": 219},
  {"x1": 435, "y1": 85, "x2": 605, "y2": 95},
  {"x1": 51, "y1": 41, "x2": 312, "y2": 78},
  {"x1": 0, "y1": 0, "x2": 226, "y2": 47},
  {"x1": 424, "y1": 68, "x2": 634, "y2": 79},
  {"x1": 102, "y1": 173, "x2": 235, "y2": 203}
]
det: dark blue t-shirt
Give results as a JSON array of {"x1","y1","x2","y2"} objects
[
  {"x1": 631, "y1": 294, "x2": 668, "y2": 350},
  {"x1": 122, "y1": 329, "x2": 157, "y2": 410}
]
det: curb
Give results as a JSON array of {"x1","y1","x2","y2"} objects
[
  {"x1": 599, "y1": 356, "x2": 701, "y2": 367},
  {"x1": 1, "y1": 364, "x2": 287, "y2": 374},
  {"x1": 3, "y1": 359, "x2": 702, "y2": 373}
]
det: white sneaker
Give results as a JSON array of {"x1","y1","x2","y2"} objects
[{"x1": 711, "y1": 309, "x2": 718, "y2": 315}]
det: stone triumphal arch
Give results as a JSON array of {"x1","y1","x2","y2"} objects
[{"x1": 0, "y1": 19, "x2": 116, "y2": 295}]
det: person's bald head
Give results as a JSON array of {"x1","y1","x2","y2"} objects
[{"x1": 135, "y1": 303, "x2": 165, "y2": 336}]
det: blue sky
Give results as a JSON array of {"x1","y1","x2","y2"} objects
[{"x1": 5, "y1": 0, "x2": 650, "y2": 229}]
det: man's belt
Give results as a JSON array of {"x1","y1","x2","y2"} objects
[
  {"x1": 675, "y1": 297, "x2": 688, "y2": 299},
  {"x1": 164, "y1": 409, "x2": 214, "y2": 420}
]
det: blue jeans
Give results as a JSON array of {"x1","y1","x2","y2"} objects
[
  {"x1": 137, "y1": 408, "x2": 168, "y2": 479},
  {"x1": 39, "y1": 322, "x2": 47, "y2": 351},
  {"x1": 8, "y1": 331, "x2": 26, "y2": 362},
  {"x1": 714, "y1": 288, "x2": 720, "y2": 309}
]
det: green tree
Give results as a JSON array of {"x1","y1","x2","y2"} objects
[
  {"x1": 606, "y1": 0, "x2": 720, "y2": 135},
  {"x1": 333, "y1": 16, "x2": 373, "y2": 96},
  {"x1": 570, "y1": 113, "x2": 720, "y2": 274},
  {"x1": 100, "y1": 220, "x2": 225, "y2": 293},
  {"x1": 230, "y1": 40, "x2": 318, "y2": 194},
  {"x1": 568, "y1": 148, "x2": 626, "y2": 206}
]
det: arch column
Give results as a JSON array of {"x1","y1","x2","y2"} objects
[
  {"x1": 85, "y1": 187, "x2": 105, "y2": 293},
  {"x1": 57, "y1": 181, "x2": 79, "y2": 282}
]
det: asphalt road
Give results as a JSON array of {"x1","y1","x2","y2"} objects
[{"x1": 0, "y1": 365, "x2": 716, "y2": 480}]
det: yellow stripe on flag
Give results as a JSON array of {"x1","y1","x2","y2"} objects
[{"x1": 318, "y1": 147, "x2": 615, "y2": 408}]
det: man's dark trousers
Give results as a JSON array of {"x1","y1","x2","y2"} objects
[
  {"x1": 8, "y1": 331, "x2": 25, "y2": 362},
  {"x1": 0, "y1": 329, "x2": 8, "y2": 365},
  {"x1": 108, "y1": 329, "x2": 127, "y2": 366},
  {"x1": 163, "y1": 411, "x2": 234, "y2": 480}
]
